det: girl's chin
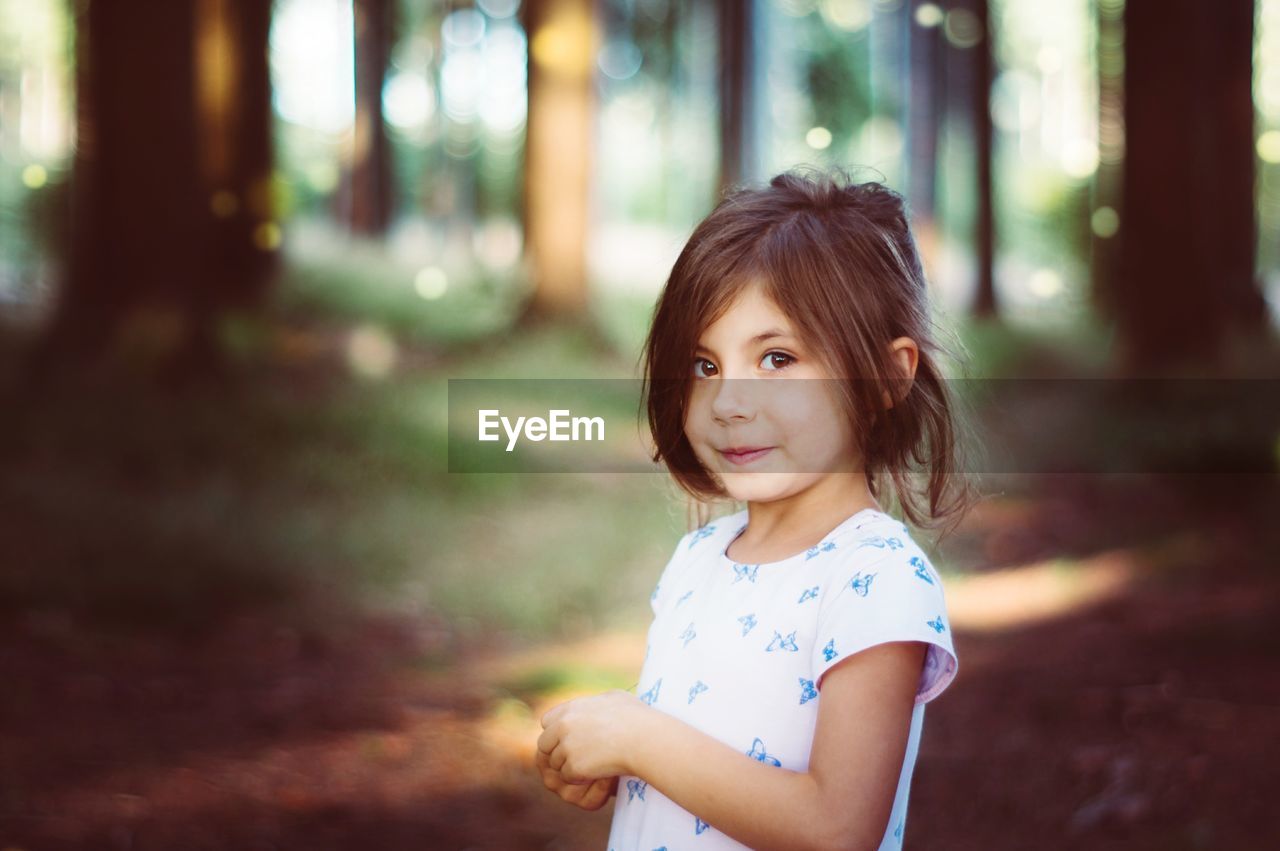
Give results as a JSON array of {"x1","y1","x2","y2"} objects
[{"x1": 717, "y1": 473, "x2": 804, "y2": 501}]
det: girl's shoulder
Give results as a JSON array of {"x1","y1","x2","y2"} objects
[
  {"x1": 822, "y1": 509, "x2": 932, "y2": 571},
  {"x1": 834, "y1": 508, "x2": 912, "y2": 542}
]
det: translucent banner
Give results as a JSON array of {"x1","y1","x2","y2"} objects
[{"x1": 446, "y1": 378, "x2": 1280, "y2": 475}]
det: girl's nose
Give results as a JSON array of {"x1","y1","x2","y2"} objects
[{"x1": 710, "y1": 378, "x2": 757, "y2": 423}]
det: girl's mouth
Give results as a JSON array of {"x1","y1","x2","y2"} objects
[{"x1": 719, "y1": 446, "x2": 773, "y2": 465}]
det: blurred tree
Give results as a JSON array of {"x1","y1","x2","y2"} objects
[
  {"x1": 34, "y1": 0, "x2": 277, "y2": 380},
  {"x1": 717, "y1": 0, "x2": 753, "y2": 195},
  {"x1": 969, "y1": 0, "x2": 997, "y2": 319},
  {"x1": 1117, "y1": 0, "x2": 1268, "y2": 372},
  {"x1": 1090, "y1": 0, "x2": 1124, "y2": 323},
  {"x1": 517, "y1": 0, "x2": 597, "y2": 328},
  {"x1": 336, "y1": 0, "x2": 395, "y2": 235},
  {"x1": 907, "y1": 2, "x2": 944, "y2": 266}
]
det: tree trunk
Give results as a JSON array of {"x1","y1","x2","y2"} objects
[
  {"x1": 970, "y1": 0, "x2": 996, "y2": 319},
  {"x1": 716, "y1": 0, "x2": 753, "y2": 196},
  {"x1": 1118, "y1": 0, "x2": 1264, "y2": 373},
  {"x1": 906, "y1": 3, "x2": 943, "y2": 272},
  {"x1": 517, "y1": 0, "x2": 597, "y2": 326},
  {"x1": 203, "y1": 0, "x2": 278, "y2": 307},
  {"x1": 338, "y1": 0, "x2": 395, "y2": 235},
  {"x1": 37, "y1": 0, "x2": 277, "y2": 379}
]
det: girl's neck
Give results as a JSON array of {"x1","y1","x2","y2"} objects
[{"x1": 728, "y1": 473, "x2": 882, "y2": 564}]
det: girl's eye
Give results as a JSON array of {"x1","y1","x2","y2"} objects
[
  {"x1": 760, "y1": 351, "x2": 796, "y2": 371},
  {"x1": 693, "y1": 357, "x2": 717, "y2": 378}
]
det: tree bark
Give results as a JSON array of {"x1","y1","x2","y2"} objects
[
  {"x1": 906, "y1": 3, "x2": 943, "y2": 274},
  {"x1": 716, "y1": 0, "x2": 753, "y2": 196},
  {"x1": 970, "y1": 0, "x2": 997, "y2": 319},
  {"x1": 1118, "y1": 0, "x2": 1264, "y2": 373},
  {"x1": 517, "y1": 0, "x2": 597, "y2": 326},
  {"x1": 37, "y1": 0, "x2": 277, "y2": 379},
  {"x1": 338, "y1": 0, "x2": 395, "y2": 235}
]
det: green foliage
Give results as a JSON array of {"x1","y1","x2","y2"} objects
[{"x1": 804, "y1": 20, "x2": 871, "y2": 146}]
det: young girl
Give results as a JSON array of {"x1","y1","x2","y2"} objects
[{"x1": 535, "y1": 167, "x2": 976, "y2": 850}]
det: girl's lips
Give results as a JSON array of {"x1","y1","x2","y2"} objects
[{"x1": 719, "y1": 447, "x2": 773, "y2": 465}]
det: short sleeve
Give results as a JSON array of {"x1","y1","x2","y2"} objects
[{"x1": 810, "y1": 543, "x2": 959, "y2": 705}]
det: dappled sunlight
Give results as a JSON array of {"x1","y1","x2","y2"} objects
[
  {"x1": 476, "y1": 628, "x2": 647, "y2": 685},
  {"x1": 946, "y1": 548, "x2": 1143, "y2": 633}
]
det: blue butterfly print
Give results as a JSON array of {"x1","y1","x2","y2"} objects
[
  {"x1": 766, "y1": 630, "x2": 799, "y2": 652},
  {"x1": 926, "y1": 615, "x2": 947, "y2": 633},
  {"x1": 650, "y1": 582, "x2": 660, "y2": 601},
  {"x1": 797, "y1": 585, "x2": 819, "y2": 604},
  {"x1": 695, "y1": 816, "x2": 710, "y2": 835},
  {"x1": 804, "y1": 541, "x2": 836, "y2": 560},
  {"x1": 894, "y1": 820, "x2": 903, "y2": 841},
  {"x1": 688, "y1": 680, "x2": 708, "y2": 704},
  {"x1": 822, "y1": 638, "x2": 838, "y2": 661},
  {"x1": 688, "y1": 526, "x2": 715, "y2": 549},
  {"x1": 856, "y1": 535, "x2": 904, "y2": 551},
  {"x1": 738, "y1": 613, "x2": 758, "y2": 636},
  {"x1": 676, "y1": 589, "x2": 694, "y2": 607},
  {"x1": 799, "y1": 677, "x2": 817, "y2": 705},
  {"x1": 626, "y1": 778, "x2": 648, "y2": 802},
  {"x1": 640, "y1": 678, "x2": 662, "y2": 705},
  {"x1": 909, "y1": 556, "x2": 934, "y2": 585},
  {"x1": 731, "y1": 563, "x2": 760, "y2": 584},
  {"x1": 746, "y1": 737, "x2": 782, "y2": 767},
  {"x1": 849, "y1": 571, "x2": 876, "y2": 596},
  {"x1": 678, "y1": 622, "x2": 696, "y2": 648}
]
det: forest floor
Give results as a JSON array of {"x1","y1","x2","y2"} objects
[{"x1": 2, "y1": 474, "x2": 1278, "y2": 851}]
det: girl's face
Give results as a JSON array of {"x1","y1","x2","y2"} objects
[{"x1": 683, "y1": 280, "x2": 861, "y2": 503}]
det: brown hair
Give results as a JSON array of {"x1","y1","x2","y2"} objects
[{"x1": 637, "y1": 165, "x2": 979, "y2": 540}]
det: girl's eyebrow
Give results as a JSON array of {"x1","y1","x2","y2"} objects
[{"x1": 694, "y1": 329, "x2": 794, "y2": 355}]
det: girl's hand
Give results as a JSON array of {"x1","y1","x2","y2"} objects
[
  {"x1": 535, "y1": 746, "x2": 618, "y2": 810},
  {"x1": 536, "y1": 689, "x2": 650, "y2": 783}
]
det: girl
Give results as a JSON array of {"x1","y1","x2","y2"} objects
[{"x1": 535, "y1": 167, "x2": 977, "y2": 850}]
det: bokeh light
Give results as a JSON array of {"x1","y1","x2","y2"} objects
[
  {"x1": 345, "y1": 323, "x2": 398, "y2": 378},
  {"x1": 914, "y1": 3, "x2": 944, "y2": 29},
  {"x1": 806, "y1": 126, "x2": 833, "y2": 150},
  {"x1": 1091, "y1": 206, "x2": 1120, "y2": 239}
]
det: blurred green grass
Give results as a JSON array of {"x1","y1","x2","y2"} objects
[{"x1": 0, "y1": 256, "x2": 688, "y2": 643}]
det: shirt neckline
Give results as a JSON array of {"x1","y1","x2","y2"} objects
[{"x1": 718, "y1": 507, "x2": 891, "y2": 568}]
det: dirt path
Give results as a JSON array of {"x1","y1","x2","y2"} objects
[{"x1": 2, "y1": 514, "x2": 1278, "y2": 849}]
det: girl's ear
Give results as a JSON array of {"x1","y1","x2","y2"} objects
[{"x1": 882, "y1": 337, "x2": 919, "y2": 408}]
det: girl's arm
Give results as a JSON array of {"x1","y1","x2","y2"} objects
[{"x1": 626, "y1": 640, "x2": 925, "y2": 851}]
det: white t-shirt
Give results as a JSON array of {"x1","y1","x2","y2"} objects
[{"x1": 606, "y1": 506, "x2": 959, "y2": 851}]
